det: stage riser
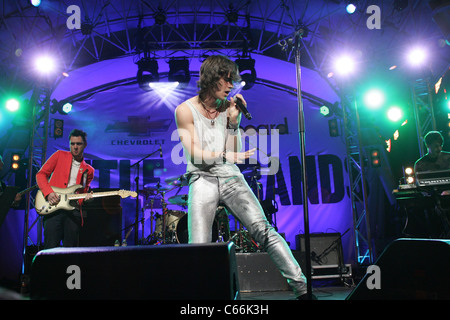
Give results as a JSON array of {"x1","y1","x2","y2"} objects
[
  {"x1": 236, "y1": 252, "x2": 291, "y2": 292},
  {"x1": 30, "y1": 243, "x2": 239, "y2": 300}
]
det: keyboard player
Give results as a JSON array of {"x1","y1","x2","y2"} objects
[
  {"x1": 410, "y1": 131, "x2": 450, "y2": 237},
  {"x1": 414, "y1": 131, "x2": 450, "y2": 181}
]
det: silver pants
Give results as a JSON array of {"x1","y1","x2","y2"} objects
[{"x1": 188, "y1": 174, "x2": 307, "y2": 296}]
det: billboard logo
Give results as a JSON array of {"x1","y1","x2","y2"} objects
[
  {"x1": 66, "y1": 265, "x2": 81, "y2": 290},
  {"x1": 366, "y1": 265, "x2": 381, "y2": 290},
  {"x1": 366, "y1": 5, "x2": 381, "y2": 30},
  {"x1": 66, "y1": 5, "x2": 81, "y2": 30}
]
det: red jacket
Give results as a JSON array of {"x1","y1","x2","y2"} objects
[{"x1": 36, "y1": 150, "x2": 95, "y2": 200}]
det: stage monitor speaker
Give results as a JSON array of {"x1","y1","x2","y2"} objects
[
  {"x1": 296, "y1": 233, "x2": 344, "y2": 266},
  {"x1": 347, "y1": 238, "x2": 450, "y2": 300},
  {"x1": 30, "y1": 242, "x2": 239, "y2": 300}
]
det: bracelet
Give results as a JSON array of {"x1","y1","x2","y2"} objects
[
  {"x1": 227, "y1": 122, "x2": 239, "y2": 130},
  {"x1": 222, "y1": 151, "x2": 227, "y2": 164}
]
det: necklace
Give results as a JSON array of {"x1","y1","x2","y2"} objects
[{"x1": 200, "y1": 100, "x2": 219, "y2": 126}]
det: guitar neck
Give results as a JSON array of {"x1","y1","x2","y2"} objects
[
  {"x1": 68, "y1": 191, "x2": 121, "y2": 200},
  {"x1": 18, "y1": 184, "x2": 38, "y2": 196}
]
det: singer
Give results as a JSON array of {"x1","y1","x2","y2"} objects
[{"x1": 174, "y1": 55, "x2": 312, "y2": 299}]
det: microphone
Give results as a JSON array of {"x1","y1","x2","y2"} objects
[
  {"x1": 234, "y1": 97, "x2": 252, "y2": 120},
  {"x1": 159, "y1": 144, "x2": 163, "y2": 158}
]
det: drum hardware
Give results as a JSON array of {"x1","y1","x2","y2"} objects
[
  {"x1": 161, "y1": 190, "x2": 168, "y2": 244},
  {"x1": 243, "y1": 165, "x2": 279, "y2": 230},
  {"x1": 144, "y1": 205, "x2": 232, "y2": 245},
  {"x1": 130, "y1": 148, "x2": 164, "y2": 245},
  {"x1": 230, "y1": 229, "x2": 263, "y2": 253},
  {"x1": 165, "y1": 174, "x2": 188, "y2": 187},
  {"x1": 143, "y1": 182, "x2": 174, "y2": 194},
  {"x1": 168, "y1": 194, "x2": 189, "y2": 207},
  {"x1": 138, "y1": 181, "x2": 177, "y2": 244}
]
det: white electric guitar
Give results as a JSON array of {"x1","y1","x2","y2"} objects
[{"x1": 35, "y1": 184, "x2": 137, "y2": 215}]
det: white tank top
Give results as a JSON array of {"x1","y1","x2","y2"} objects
[{"x1": 185, "y1": 100, "x2": 242, "y2": 177}]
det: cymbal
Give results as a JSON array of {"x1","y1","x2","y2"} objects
[
  {"x1": 143, "y1": 182, "x2": 173, "y2": 193},
  {"x1": 165, "y1": 175, "x2": 188, "y2": 187},
  {"x1": 168, "y1": 194, "x2": 188, "y2": 205}
]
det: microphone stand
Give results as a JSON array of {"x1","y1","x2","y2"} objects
[
  {"x1": 130, "y1": 148, "x2": 160, "y2": 245},
  {"x1": 280, "y1": 27, "x2": 312, "y2": 299}
]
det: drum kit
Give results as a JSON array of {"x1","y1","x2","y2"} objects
[
  {"x1": 137, "y1": 174, "x2": 231, "y2": 246},
  {"x1": 134, "y1": 167, "x2": 276, "y2": 252}
]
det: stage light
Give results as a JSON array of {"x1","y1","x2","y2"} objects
[
  {"x1": 404, "y1": 166, "x2": 414, "y2": 184},
  {"x1": 364, "y1": 89, "x2": 385, "y2": 109},
  {"x1": 226, "y1": 6, "x2": 239, "y2": 23},
  {"x1": 137, "y1": 58, "x2": 159, "y2": 90},
  {"x1": 6, "y1": 99, "x2": 20, "y2": 112},
  {"x1": 370, "y1": 149, "x2": 381, "y2": 167},
  {"x1": 50, "y1": 99, "x2": 73, "y2": 115},
  {"x1": 334, "y1": 55, "x2": 355, "y2": 76},
  {"x1": 328, "y1": 118, "x2": 339, "y2": 137},
  {"x1": 153, "y1": 7, "x2": 167, "y2": 25},
  {"x1": 11, "y1": 154, "x2": 21, "y2": 170},
  {"x1": 168, "y1": 59, "x2": 191, "y2": 87},
  {"x1": 53, "y1": 119, "x2": 64, "y2": 138},
  {"x1": 387, "y1": 106, "x2": 403, "y2": 122},
  {"x1": 235, "y1": 58, "x2": 256, "y2": 90},
  {"x1": 150, "y1": 82, "x2": 179, "y2": 93},
  {"x1": 31, "y1": 0, "x2": 41, "y2": 7},
  {"x1": 35, "y1": 55, "x2": 56, "y2": 74},
  {"x1": 346, "y1": 3, "x2": 357, "y2": 14},
  {"x1": 407, "y1": 47, "x2": 427, "y2": 67},
  {"x1": 62, "y1": 102, "x2": 72, "y2": 114},
  {"x1": 320, "y1": 105, "x2": 330, "y2": 116},
  {"x1": 389, "y1": 65, "x2": 397, "y2": 70}
]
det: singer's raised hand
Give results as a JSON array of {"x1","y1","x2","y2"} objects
[{"x1": 228, "y1": 94, "x2": 245, "y2": 124}]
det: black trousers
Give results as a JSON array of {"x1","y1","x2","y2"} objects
[{"x1": 43, "y1": 210, "x2": 81, "y2": 249}]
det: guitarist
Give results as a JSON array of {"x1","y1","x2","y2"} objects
[{"x1": 36, "y1": 129, "x2": 95, "y2": 249}]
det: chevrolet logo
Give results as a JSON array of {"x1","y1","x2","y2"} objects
[{"x1": 105, "y1": 116, "x2": 173, "y2": 136}]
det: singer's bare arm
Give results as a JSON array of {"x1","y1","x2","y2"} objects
[
  {"x1": 226, "y1": 94, "x2": 243, "y2": 153},
  {"x1": 225, "y1": 94, "x2": 255, "y2": 163}
]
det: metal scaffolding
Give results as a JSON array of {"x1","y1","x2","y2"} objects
[
  {"x1": 22, "y1": 84, "x2": 51, "y2": 254},
  {"x1": 341, "y1": 93, "x2": 374, "y2": 265},
  {"x1": 411, "y1": 77, "x2": 437, "y2": 157}
]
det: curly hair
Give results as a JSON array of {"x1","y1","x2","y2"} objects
[{"x1": 197, "y1": 55, "x2": 241, "y2": 110}]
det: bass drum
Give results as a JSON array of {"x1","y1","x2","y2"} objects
[
  {"x1": 175, "y1": 206, "x2": 231, "y2": 243},
  {"x1": 154, "y1": 210, "x2": 185, "y2": 235},
  {"x1": 175, "y1": 215, "x2": 219, "y2": 244}
]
